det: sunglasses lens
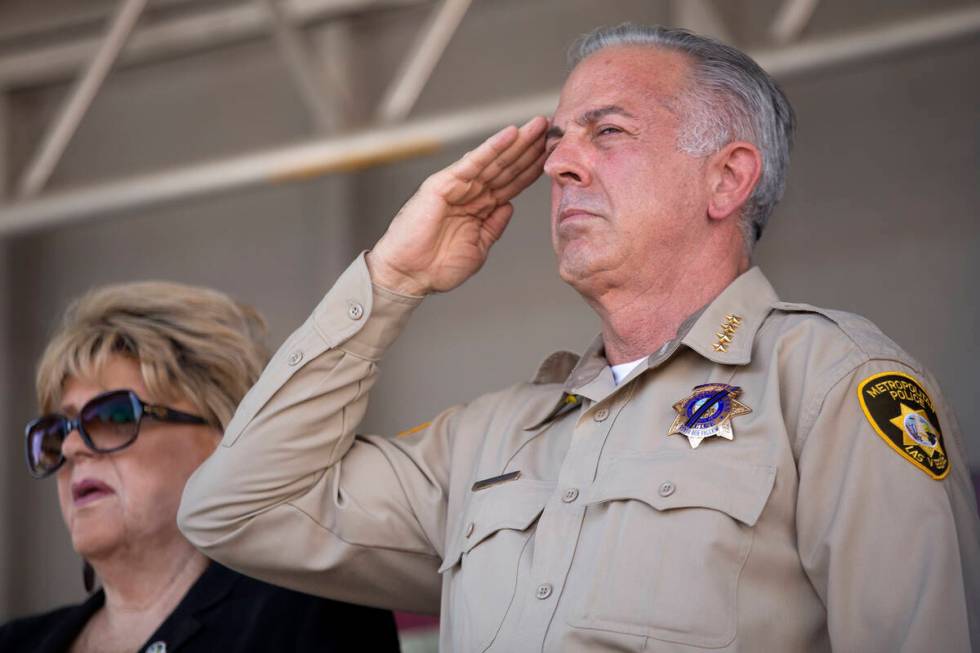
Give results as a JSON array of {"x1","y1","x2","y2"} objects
[
  {"x1": 81, "y1": 391, "x2": 140, "y2": 451},
  {"x1": 27, "y1": 416, "x2": 68, "y2": 476}
]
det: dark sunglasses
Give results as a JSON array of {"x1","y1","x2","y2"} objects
[{"x1": 25, "y1": 389, "x2": 209, "y2": 479}]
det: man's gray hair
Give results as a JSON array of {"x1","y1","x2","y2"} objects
[{"x1": 569, "y1": 24, "x2": 796, "y2": 251}]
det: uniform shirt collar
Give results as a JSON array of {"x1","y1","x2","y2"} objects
[
  {"x1": 562, "y1": 334, "x2": 607, "y2": 392},
  {"x1": 528, "y1": 268, "x2": 779, "y2": 419},
  {"x1": 561, "y1": 308, "x2": 707, "y2": 401},
  {"x1": 549, "y1": 266, "x2": 778, "y2": 394},
  {"x1": 679, "y1": 266, "x2": 779, "y2": 365}
]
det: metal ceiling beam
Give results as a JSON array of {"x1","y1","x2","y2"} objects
[
  {"x1": 0, "y1": 92, "x2": 556, "y2": 236},
  {"x1": 312, "y1": 21, "x2": 357, "y2": 129},
  {"x1": 0, "y1": 92, "x2": 8, "y2": 200},
  {"x1": 756, "y1": 3, "x2": 980, "y2": 77},
  {"x1": 0, "y1": 0, "x2": 199, "y2": 45},
  {"x1": 260, "y1": 0, "x2": 335, "y2": 132},
  {"x1": 2, "y1": 5, "x2": 979, "y2": 236},
  {"x1": 0, "y1": 0, "x2": 427, "y2": 90},
  {"x1": 16, "y1": 0, "x2": 148, "y2": 198},
  {"x1": 376, "y1": 0, "x2": 472, "y2": 123},
  {"x1": 770, "y1": 0, "x2": 821, "y2": 45},
  {"x1": 669, "y1": 0, "x2": 733, "y2": 44}
]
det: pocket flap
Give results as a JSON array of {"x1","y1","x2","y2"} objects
[
  {"x1": 585, "y1": 454, "x2": 776, "y2": 527},
  {"x1": 439, "y1": 479, "x2": 554, "y2": 573}
]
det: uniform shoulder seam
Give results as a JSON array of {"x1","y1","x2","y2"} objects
[{"x1": 771, "y1": 302, "x2": 920, "y2": 372}]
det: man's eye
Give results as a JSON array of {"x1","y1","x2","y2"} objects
[{"x1": 597, "y1": 125, "x2": 623, "y2": 136}]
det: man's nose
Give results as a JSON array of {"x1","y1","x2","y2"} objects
[{"x1": 543, "y1": 137, "x2": 591, "y2": 187}]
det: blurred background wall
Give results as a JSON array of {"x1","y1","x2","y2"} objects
[{"x1": 0, "y1": 0, "x2": 977, "y2": 642}]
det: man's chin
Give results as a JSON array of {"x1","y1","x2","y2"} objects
[{"x1": 558, "y1": 253, "x2": 604, "y2": 293}]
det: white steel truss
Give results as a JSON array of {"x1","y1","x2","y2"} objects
[
  {"x1": 0, "y1": 0, "x2": 427, "y2": 89},
  {"x1": 16, "y1": 0, "x2": 149, "y2": 198},
  {"x1": 1, "y1": 1, "x2": 979, "y2": 236}
]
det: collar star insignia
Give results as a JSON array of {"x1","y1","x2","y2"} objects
[
  {"x1": 712, "y1": 314, "x2": 742, "y2": 353},
  {"x1": 668, "y1": 383, "x2": 751, "y2": 448}
]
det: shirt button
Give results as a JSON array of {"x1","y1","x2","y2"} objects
[
  {"x1": 287, "y1": 350, "x2": 303, "y2": 366},
  {"x1": 535, "y1": 583, "x2": 553, "y2": 600},
  {"x1": 347, "y1": 301, "x2": 364, "y2": 320},
  {"x1": 562, "y1": 488, "x2": 579, "y2": 503},
  {"x1": 464, "y1": 522, "x2": 475, "y2": 538},
  {"x1": 146, "y1": 643, "x2": 167, "y2": 653},
  {"x1": 658, "y1": 481, "x2": 676, "y2": 497},
  {"x1": 593, "y1": 407, "x2": 610, "y2": 422}
]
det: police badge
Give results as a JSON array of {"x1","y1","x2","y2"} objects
[{"x1": 668, "y1": 383, "x2": 751, "y2": 449}]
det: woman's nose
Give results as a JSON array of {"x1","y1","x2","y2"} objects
[{"x1": 60, "y1": 425, "x2": 92, "y2": 461}]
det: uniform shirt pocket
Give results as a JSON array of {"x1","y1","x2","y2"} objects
[
  {"x1": 567, "y1": 454, "x2": 776, "y2": 648},
  {"x1": 440, "y1": 479, "x2": 554, "y2": 652}
]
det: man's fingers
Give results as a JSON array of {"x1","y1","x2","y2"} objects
[
  {"x1": 488, "y1": 134, "x2": 546, "y2": 191},
  {"x1": 436, "y1": 117, "x2": 546, "y2": 204},
  {"x1": 446, "y1": 124, "x2": 520, "y2": 182},
  {"x1": 476, "y1": 117, "x2": 548, "y2": 185},
  {"x1": 492, "y1": 150, "x2": 547, "y2": 204},
  {"x1": 452, "y1": 140, "x2": 543, "y2": 207},
  {"x1": 479, "y1": 202, "x2": 515, "y2": 248}
]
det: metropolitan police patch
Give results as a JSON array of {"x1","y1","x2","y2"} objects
[{"x1": 857, "y1": 371, "x2": 949, "y2": 480}]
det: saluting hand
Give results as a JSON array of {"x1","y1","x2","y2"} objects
[{"x1": 366, "y1": 116, "x2": 548, "y2": 296}]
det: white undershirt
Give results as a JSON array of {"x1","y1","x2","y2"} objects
[{"x1": 610, "y1": 357, "x2": 647, "y2": 385}]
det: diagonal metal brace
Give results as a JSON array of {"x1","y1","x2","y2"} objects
[
  {"x1": 16, "y1": 0, "x2": 148, "y2": 198},
  {"x1": 376, "y1": 0, "x2": 472, "y2": 123}
]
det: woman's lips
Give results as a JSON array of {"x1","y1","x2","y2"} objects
[{"x1": 71, "y1": 478, "x2": 115, "y2": 507}]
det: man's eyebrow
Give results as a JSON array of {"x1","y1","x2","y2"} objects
[
  {"x1": 546, "y1": 105, "x2": 636, "y2": 141},
  {"x1": 578, "y1": 105, "x2": 635, "y2": 125}
]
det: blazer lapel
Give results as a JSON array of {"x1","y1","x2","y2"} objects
[{"x1": 138, "y1": 563, "x2": 237, "y2": 652}]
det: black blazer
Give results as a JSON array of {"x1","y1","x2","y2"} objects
[{"x1": 0, "y1": 562, "x2": 400, "y2": 652}]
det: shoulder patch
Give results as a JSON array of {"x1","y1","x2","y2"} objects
[{"x1": 857, "y1": 371, "x2": 949, "y2": 479}]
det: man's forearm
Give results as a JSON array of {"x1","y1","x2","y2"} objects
[{"x1": 178, "y1": 252, "x2": 421, "y2": 555}]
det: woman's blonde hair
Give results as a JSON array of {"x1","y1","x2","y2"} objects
[{"x1": 36, "y1": 281, "x2": 269, "y2": 429}]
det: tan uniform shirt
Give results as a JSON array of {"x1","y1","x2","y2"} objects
[{"x1": 180, "y1": 254, "x2": 980, "y2": 652}]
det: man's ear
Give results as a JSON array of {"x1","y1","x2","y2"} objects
[{"x1": 706, "y1": 141, "x2": 762, "y2": 221}]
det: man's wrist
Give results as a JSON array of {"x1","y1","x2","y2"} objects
[{"x1": 365, "y1": 251, "x2": 429, "y2": 297}]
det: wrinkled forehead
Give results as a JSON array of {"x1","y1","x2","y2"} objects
[{"x1": 555, "y1": 45, "x2": 691, "y2": 122}]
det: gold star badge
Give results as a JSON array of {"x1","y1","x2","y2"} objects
[
  {"x1": 668, "y1": 384, "x2": 751, "y2": 449},
  {"x1": 889, "y1": 403, "x2": 943, "y2": 453}
]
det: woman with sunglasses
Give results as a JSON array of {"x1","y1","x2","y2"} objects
[{"x1": 0, "y1": 281, "x2": 400, "y2": 653}]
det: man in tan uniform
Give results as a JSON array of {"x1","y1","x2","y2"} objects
[{"x1": 179, "y1": 25, "x2": 980, "y2": 652}]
